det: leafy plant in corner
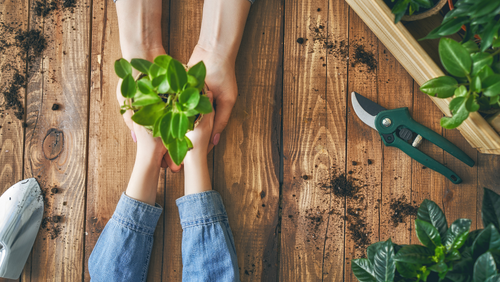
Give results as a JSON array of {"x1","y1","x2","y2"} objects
[
  {"x1": 419, "y1": 0, "x2": 500, "y2": 129},
  {"x1": 115, "y1": 55, "x2": 212, "y2": 165},
  {"x1": 352, "y1": 188, "x2": 500, "y2": 282},
  {"x1": 389, "y1": 0, "x2": 434, "y2": 24}
]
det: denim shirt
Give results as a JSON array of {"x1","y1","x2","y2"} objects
[{"x1": 88, "y1": 191, "x2": 240, "y2": 282}]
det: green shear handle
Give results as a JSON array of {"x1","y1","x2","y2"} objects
[{"x1": 375, "y1": 108, "x2": 475, "y2": 184}]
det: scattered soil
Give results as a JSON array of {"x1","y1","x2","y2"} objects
[
  {"x1": 41, "y1": 214, "x2": 63, "y2": 239},
  {"x1": 345, "y1": 207, "x2": 371, "y2": 251},
  {"x1": 351, "y1": 45, "x2": 378, "y2": 73},
  {"x1": 319, "y1": 172, "x2": 362, "y2": 199},
  {"x1": 389, "y1": 195, "x2": 418, "y2": 227}
]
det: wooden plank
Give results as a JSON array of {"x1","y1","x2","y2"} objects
[
  {"x1": 162, "y1": 0, "x2": 202, "y2": 280},
  {"x1": 84, "y1": 0, "x2": 168, "y2": 281},
  {"x1": 410, "y1": 82, "x2": 446, "y2": 244},
  {"x1": 0, "y1": 0, "x2": 29, "y2": 281},
  {"x1": 344, "y1": 0, "x2": 500, "y2": 155},
  {"x1": 22, "y1": 0, "x2": 90, "y2": 280},
  {"x1": 281, "y1": 0, "x2": 345, "y2": 279},
  {"x1": 345, "y1": 10, "x2": 382, "y2": 282},
  {"x1": 322, "y1": 0, "x2": 349, "y2": 280},
  {"x1": 477, "y1": 154, "x2": 500, "y2": 229},
  {"x1": 212, "y1": 0, "x2": 282, "y2": 280},
  {"x1": 378, "y1": 44, "x2": 414, "y2": 245}
]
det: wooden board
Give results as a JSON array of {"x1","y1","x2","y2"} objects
[
  {"x1": 344, "y1": 0, "x2": 500, "y2": 155},
  {"x1": 22, "y1": 0, "x2": 90, "y2": 280},
  {"x1": 213, "y1": 0, "x2": 282, "y2": 280}
]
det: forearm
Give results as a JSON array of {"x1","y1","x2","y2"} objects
[
  {"x1": 126, "y1": 148, "x2": 162, "y2": 206},
  {"x1": 197, "y1": 0, "x2": 251, "y2": 64},
  {"x1": 183, "y1": 152, "x2": 212, "y2": 196},
  {"x1": 115, "y1": 0, "x2": 164, "y2": 60}
]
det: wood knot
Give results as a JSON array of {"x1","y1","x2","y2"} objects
[{"x1": 42, "y1": 128, "x2": 64, "y2": 160}]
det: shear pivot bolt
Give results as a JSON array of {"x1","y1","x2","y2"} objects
[{"x1": 382, "y1": 118, "x2": 392, "y2": 127}]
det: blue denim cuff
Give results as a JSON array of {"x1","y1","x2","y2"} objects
[
  {"x1": 176, "y1": 190, "x2": 228, "y2": 229},
  {"x1": 111, "y1": 193, "x2": 163, "y2": 236}
]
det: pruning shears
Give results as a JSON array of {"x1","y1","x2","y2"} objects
[{"x1": 351, "y1": 92, "x2": 474, "y2": 184}]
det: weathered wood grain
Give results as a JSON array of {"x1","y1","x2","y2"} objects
[
  {"x1": 282, "y1": 0, "x2": 339, "y2": 280},
  {"x1": 345, "y1": 9, "x2": 382, "y2": 282},
  {"x1": 321, "y1": 0, "x2": 349, "y2": 280},
  {"x1": 410, "y1": 83, "x2": 446, "y2": 244},
  {"x1": 213, "y1": 0, "x2": 282, "y2": 280},
  {"x1": 22, "y1": 0, "x2": 90, "y2": 280},
  {"x1": 0, "y1": 0, "x2": 29, "y2": 281},
  {"x1": 378, "y1": 44, "x2": 414, "y2": 245}
]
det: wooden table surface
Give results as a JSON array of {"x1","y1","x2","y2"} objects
[{"x1": 0, "y1": 0, "x2": 499, "y2": 281}]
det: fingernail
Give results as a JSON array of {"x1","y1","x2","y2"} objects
[
  {"x1": 213, "y1": 133, "x2": 220, "y2": 146},
  {"x1": 131, "y1": 130, "x2": 137, "y2": 143}
]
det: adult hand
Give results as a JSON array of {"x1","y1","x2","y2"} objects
[{"x1": 188, "y1": 45, "x2": 238, "y2": 152}]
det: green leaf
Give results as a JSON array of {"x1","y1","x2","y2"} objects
[
  {"x1": 187, "y1": 75, "x2": 199, "y2": 89},
  {"x1": 483, "y1": 188, "x2": 500, "y2": 232},
  {"x1": 167, "y1": 59, "x2": 188, "y2": 93},
  {"x1": 158, "y1": 112, "x2": 174, "y2": 143},
  {"x1": 368, "y1": 242, "x2": 386, "y2": 265},
  {"x1": 167, "y1": 137, "x2": 188, "y2": 166},
  {"x1": 131, "y1": 102, "x2": 165, "y2": 126},
  {"x1": 422, "y1": 17, "x2": 468, "y2": 40},
  {"x1": 439, "y1": 38, "x2": 472, "y2": 78},
  {"x1": 152, "y1": 74, "x2": 171, "y2": 94},
  {"x1": 478, "y1": 66, "x2": 495, "y2": 82},
  {"x1": 473, "y1": 225, "x2": 500, "y2": 260},
  {"x1": 153, "y1": 113, "x2": 164, "y2": 138},
  {"x1": 394, "y1": 244, "x2": 434, "y2": 264},
  {"x1": 120, "y1": 109, "x2": 126, "y2": 115},
  {"x1": 420, "y1": 76, "x2": 458, "y2": 98},
  {"x1": 463, "y1": 41, "x2": 480, "y2": 53},
  {"x1": 153, "y1": 54, "x2": 172, "y2": 69},
  {"x1": 447, "y1": 249, "x2": 461, "y2": 261},
  {"x1": 481, "y1": 22, "x2": 500, "y2": 52},
  {"x1": 374, "y1": 239, "x2": 396, "y2": 282},
  {"x1": 429, "y1": 262, "x2": 448, "y2": 273},
  {"x1": 474, "y1": 252, "x2": 498, "y2": 282},
  {"x1": 121, "y1": 74, "x2": 137, "y2": 98},
  {"x1": 415, "y1": 219, "x2": 442, "y2": 250},
  {"x1": 131, "y1": 58, "x2": 153, "y2": 75},
  {"x1": 412, "y1": 0, "x2": 432, "y2": 8},
  {"x1": 441, "y1": 97, "x2": 469, "y2": 129},
  {"x1": 137, "y1": 78, "x2": 154, "y2": 95},
  {"x1": 485, "y1": 274, "x2": 500, "y2": 282},
  {"x1": 455, "y1": 85, "x2": 468, "y2": 98},
  {"x1": 470, "y1": 0, "x2": 500, "y2": 17},
  {"x1": 114, "y1": 58, "x2": 132, "y2": 79},
  {"x1": 395, "y1": 261, "x2": 420, "y2": 279},
  {"x1": 351, "y1": 259, "x2": 376, "y2": 282},
  {"x1": 171, "y1": 112, "x2": 188, "y2": 139},
  {"x1": 187, "y1": 61, "x2": 206, "y2": 91},
  {"x1": 490, "y1": 95, "x2": 500, "y2": 106},
  {"x1": 483, "y1": 75, "x2": 500, "y2": 97},
  {"x1": 471, "y1": 53, "x2": 494, "y2": 76},
  {"x1": 443, "y1": 219, "x2": 472, "y2": 251},
  {"x1": 195, "y1": 95, "x2": 213, "y2": 114},
  {"x1": 418, "y1": 199, "x2": 448, "y2": 238},
  {"x1": 493, "y1": 37, "x2": 500, "y2": 48},
  {"x1": 132, "y1": 92, "x2": 162, "y2": 107},
  {"x1": 465, "y1": 95, "x2": 480, "y2": 112},
  {"x1": 185, "y1": 136, "x2": 193, "y2": 149},
  {"x1": 471, "y1": 76, "x2": 482, "y2": 93},
  {"x1": 149, "y1": 63, "x2": 167, "y2": 79},
  {"x1": 179, "y1": 87, "x2": 201, "y2": 110}
]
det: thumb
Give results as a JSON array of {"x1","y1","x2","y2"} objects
[{"x1": 211, "y1": 97, "x2": 235, "y2": 147}]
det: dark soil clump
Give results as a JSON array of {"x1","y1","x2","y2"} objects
[
  {"x1": 297, "y1": 37, "x2": 305, "y2": 44},
  {"x1": 41, "y1": 214, "x2": 63, "y2": 239},
  {"x1": 52, "y1": 103, "x2": 60, "y2": 110},
  {"x1": 389, "y1": 195, "x2": 418, "y2": 227},
  {"x1": 2, "y1": 72, "x2": 26, "y2": 120},
  {"x1": 319, "y1": 172, "x2": 362, "y2": 199},
  {"x1": 34, "y1": 0, "x2": 58, "y2": 17},
  {"x1": 351, "y1": 45, "x2": 378, "y2": 73}
]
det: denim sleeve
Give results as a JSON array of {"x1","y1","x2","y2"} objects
[
  {"x1": 88, "y1": 193, "x2": 162, "y2": 282},
  {"x1": 177, "y1": 191, "x2": 240, "y2": 282}
]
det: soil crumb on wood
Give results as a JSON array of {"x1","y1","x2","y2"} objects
[
  {"x1": 41, "y1": 214, "x2": 63, "y2": 239},
  {"x1": 319, "y1": 172, "x2": 362, "y2": 199},
  {"x1": 389, "y1": 195, "x2": 418, "y2": 227},
  {"x1": 345, "y1": 207, "x2": 371, "y2": 251},
  {"x1": 351, "y1": 45, "x2": 377, "y2": 73}
]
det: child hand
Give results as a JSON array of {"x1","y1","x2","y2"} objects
[
  {"x1": 185, "y1": 91, "x2": 215, "y2": 158},
  {"x1": 132, "y1": 121, "x2": 167, "y2": 168}
]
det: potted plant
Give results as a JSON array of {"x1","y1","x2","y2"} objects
[
  {"x1": 418, "y1": 0, "x2": 500, "y2": 129},
  {"x1": 351, "y1": 188, "x2": 500, "y2": 282},
  {"x1": 114, "y1": 55, "x2": 212, "y2": 165},
  {"x1": 385, "y1": 0, "x2": 448, "y2": 24}
]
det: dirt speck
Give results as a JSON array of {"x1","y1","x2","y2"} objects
[
  {"x1": 296, "y1": 37, "x2": 305, "y2": 44},
  {"x1": 389, "y1": 195, "x2": 418, "y2": 227},
  {"x1": 51, "y1": 103, "x2": 59, "y2": 110}
]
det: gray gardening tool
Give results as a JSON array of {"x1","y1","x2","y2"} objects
[{"x1": 0, "y1": 178, "x2": 44, "y2": 279}]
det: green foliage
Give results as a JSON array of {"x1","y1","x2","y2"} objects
[
  {"x1": 352, "y1": 188, "x2": 500, "y2": 282},
  {"x1": 388, "y1": 0, "x2": 433, "y2": 24},
  {"x1": 419, "y1": 0, "x2": 500, "y2": 129},
  {"x1": 115, "y1": 55, "x2": 211, "y2": 165}
]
